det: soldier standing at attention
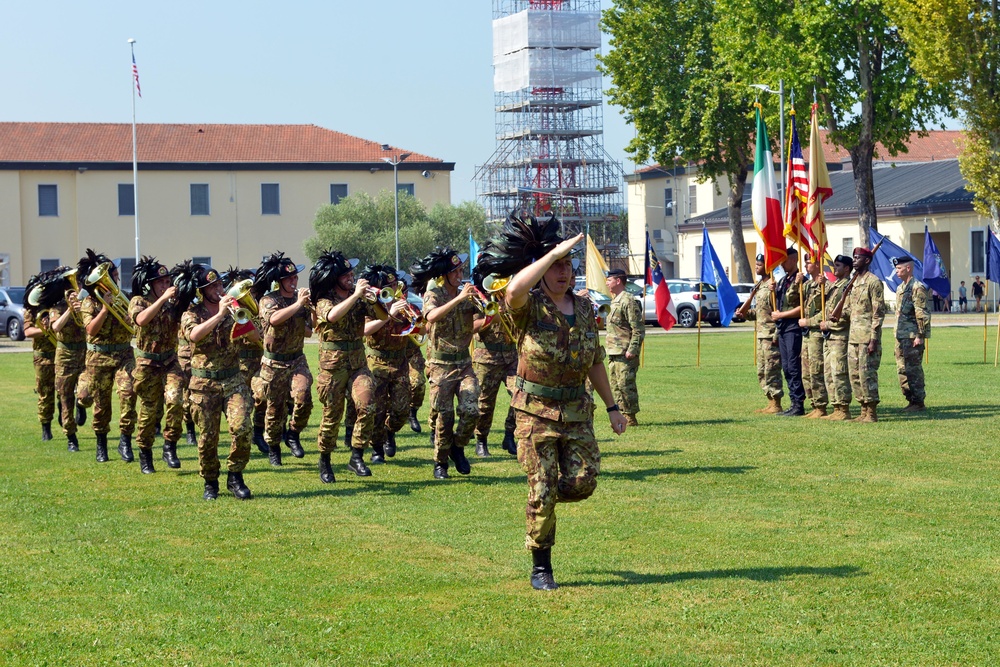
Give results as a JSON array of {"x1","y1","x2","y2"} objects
[
  {"x1": 78, "y1": 250, "x2": 137, "y2": 464},
  {"x1": 411, "y1": 248, "x2": 479, "y2": 480},
  {"x1": 892, "y1": 256, "x2": 930, "y2": 412},
  {"x1": 770, "y1": 248, "x2": 806, "y2": 417},
  {"x1": 46, "y1": 269, "x2": 91, "y2": 451},
  {"x1": 129, "y1": 257, "x2": 186, "y2": 474},
  {"x1": 737, "y1": 254, "x2": 783, "y2": 414},
  {"x1": 177, "y1": 263, "x2": 255, "y2": 500},
  {"x1": 842, "y1": 247, "x2": 885, "y2": 423},
  {"x1": 819, "y1": 256, "x2": 854, "y2": 420},
  {"x1": 796, "y1": 254, "x2": 828, "y2": 418},
  {"x1": 604, "y1": 267, "x2": 645, "y2": 427},
  {"x1": 23, "y1": 271, "x2": 57, "y2": 442},
  {"x1": 254, "y1": 252, "x2": 313, "y2": 466}
]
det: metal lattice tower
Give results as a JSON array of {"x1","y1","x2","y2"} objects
[{"x1": 476, "y1": 0, "x2": 624, "y2": 253}]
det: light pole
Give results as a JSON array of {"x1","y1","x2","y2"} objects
[
  {"x1": 750, "y1": 81, "x2": 785, "y2": 204},
  {"x1": 381, "y1": 147, "x2": 411, "y2": 269}
]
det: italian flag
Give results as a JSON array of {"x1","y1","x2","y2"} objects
[{"x1": 751, "y1": 106, "x2": 786, "y2": 273}]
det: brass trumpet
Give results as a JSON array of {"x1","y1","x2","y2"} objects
[
  {"x1": 26, "y1": 285, "x2": 57, "y2": 345},
  {"x1": 226, "y1": 279, "x2": 260, "y2": 339},
  {"x1": 362, "y1": 286, "x2": 396, "y2": 305},
  {"x1": 61, "y1": 268, "x2": 85, "y2": 326},
  {"x1": 479, "y1": 275, "x2": 517, "y2": 340},
  {"x1": 86, "y1": 262, "x2": 135, "y2": 335},
  {"x1": 482, "y1": 274, "x2": 511, "y2": 294}
]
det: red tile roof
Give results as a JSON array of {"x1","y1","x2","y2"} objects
[{"x1": 0, "y1": 123, "x2": 447, "y2": 165}]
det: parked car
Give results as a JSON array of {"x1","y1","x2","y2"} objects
[
  {"x1": 631, "y1": 279, "x2": 721, "y2": 328},
  {"x1": 0, "y1": 286, "x2": 27, "y2": 340}
]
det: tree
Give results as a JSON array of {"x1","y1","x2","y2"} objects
[{"x1": 600, "y1": 0, "x2": 757, "y2": 282}]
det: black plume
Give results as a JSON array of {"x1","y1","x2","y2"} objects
[
  {"x1": 28, "y1": 267, "x2": 72, "y2": 309},
  {"x1": 410, "y1": 247, "x2": 460, "y2": 294},
  {"x1": 131, "y1": 255, "x2": 163, "y2": 297},
  {"x1": 309, "y1": 250, "x2": 350, "y2": 304},
  {"x1": 361, "y1": 264, "x2": 396, "y2": 289},
  {"x1": 170, "y1": 260, "x2": 200, "y2": 312},
  {"x1": 223, "y1": 265, "x2": 255, "y2": 290},
  {"x1": 253, "y1": 251, "x2": 285, "y2": 300},
  {"x1": 77, "y1": 248, "x2": 112, "y2": 285},
  {"x1": 475, "y1": 210, "x2": 563, "y2": 283}
]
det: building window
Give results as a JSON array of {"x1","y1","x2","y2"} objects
[
  {"x1": 192, "y1": 256, "x2": 212, "y2": 267},
  {"x1": 971, "y1": 229, "x2": 986, "y2": 274},
  {"x1": 664, "y1": 188, "x2": 673, "y2": 216},
  {"x1": 688, "y1": 185, "x2": 697, "y2": 216},
  {"x1": 190, "y1": 184, "x2": 210, "y2": 215},
  {"x1": 331, "y1": 183, "x2": 348, "y2": 204},
  {"x1": 118, "y1": 257, "x2": 136, "y2": 293},
  {"x1": 118, "y1": 184, "x2": 135, "y2": 216},
  {"x1": 694, "y1": 245, "x2": 703, "y2": 270},
  {"x1": 38, "y1": 185, "x2": 58, "y2": 217},
  {"x1": 40, "y1": 259, "x2": 60, "y2": 273},
  {"x1": 843, "y1": 238, "x2": 854, "y2": 257},
  {"x1": 397, "y1": 183, "x2": 415, "y2": 197},
  {"x1": 261, "y1": 183, "x2": 280, "y2": 215}
]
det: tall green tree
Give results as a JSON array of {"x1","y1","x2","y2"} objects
[{"x1": 600, "y1": 0, "x2": 758, "y2": 282}]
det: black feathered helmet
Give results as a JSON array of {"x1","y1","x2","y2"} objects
[
  {"x1": 473, "y1": 210, "x2": 566, "y2": 283},
  {"x1": 25, "y1": 267, "x2": 71, "y2": 310},
  {"x1": 171, "y1": 260, "x2": 220, "y2": 311},
  {"x1": 223, "y1": 266, "x2": 256, "y2": 291},
  {"x1": 409, "y1": 247, "x2": 468, "y2": 294},
  {"x1": 131, "y1": 255, "x2": 170, "y2": 297},
  {"x1": 77, "y1": 248, "x2": 115, "y2": 287},
  {"x1": 360, "y1": 264, "x2": 399, "y2": 290},
  {"x1": 254, "y1": 251, "x2": 305, "y2": 298},
  {"x1": 309, "y1": 250, "x2": 359, "y2": 304}
]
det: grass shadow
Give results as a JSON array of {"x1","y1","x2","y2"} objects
[
  {"x1": 659, "y1": 418, "x2": 740, "y2": 428},
  {"x1": 879, "y1": 404, "x2": 996, "y2": 420},
  {"x1": 601, "y1": 448, "x2": 683, "y2": 458},
  {"x1": 602, "y1": 465, "x2": 757, "y2": 481},
  {"x1": 567, "y1": 564, "x2": 865, "y2": 587}
]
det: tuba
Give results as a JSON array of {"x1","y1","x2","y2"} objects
[
  {"x1": 226, "y1": 279, "x2": 260, "y2": 340},
  {"x1": 27, "y1": 285, "x2": 57, "y2": 345},
  {"x1": 86, "y1": 262, "x2": 135, "y2": 335}
]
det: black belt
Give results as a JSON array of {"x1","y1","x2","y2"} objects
[
  {"x1": 514, "y1": 376, "x2": 585, "y2": 401},
  {"x1": 57, "y1": 341, "x2": 87, "y2": 351},
  {"x1": 134, "y1": 348, "x2": 176, "y2": 363},
  {"x1": 263, "y1": 350, "x2": 303, "y2": 362},
  {"x1": 320, "y1": 340, "x2": 362, "y2": 352},
  {"x1": 475, "y1": 341, "x2": 516, "y2": 353},
  {"x1": 191, "y1": 367, "x2": 239, "y2": 380},
  {"x1": 87, "y1": 343, "x2": 132, "y2": 354},
  {"x1": 428, "y1": 349, "x2": 471, "y2": 362},
  {"x1": 366, "y1": 347, "x2": 405, "y2": 361},
  {"x1": 239, "y1": 349, "x2": 262, "y2": 360}
]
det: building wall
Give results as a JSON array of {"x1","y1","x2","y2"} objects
[{"x1": 1, "y1": 167, "x2": 451, "y2": 284}]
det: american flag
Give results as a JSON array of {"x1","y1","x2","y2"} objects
[
  {"x1": 132, "y1": 52, "x2": 142, "y2": 98},
  {"x1": 782, "y1": 111, "x2": 813, "y2": 252}
]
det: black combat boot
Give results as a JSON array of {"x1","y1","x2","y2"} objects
[
  {"x1": 58, "y1": 410, "x2": 63, "y2": 427},
  {"x1": 118, "y1": 434, "x2": 134, "y2": 462},
  {"x1": 226, "y1": 471, "x2": 252, "y2": 500},
  {"x1": 449, "y1": 446, "x2": 471, "y2": 475},
  {"x1": 268, "y1": 445, "x2": 282, "y2": 467},
  {"x1": 67, "y1": 433, "x2": 79, "y2": 452},
  {"x1": 502, "y1": 430, "x2": 517, "y2": 456},
  {"x1": 162, "y1": 440, "x2": 180, "y2": 469},
  {"x1": 384, "y1": 432, "x2": 397, "y2": 458},
  {"x1": 371, "y1": 442, "x2": 385, "y2": 464},
  {"x1": 474, "y1": 435, "x2": 490, "y2": 458},
  {"x1": 408, "y1": 408, "x2": 421, "y2": 433},
  {"x1": 185, "y1": 419, "x2": 197, "y2": 445},
  {"x1": 252, "y1": 426, "x2": 268, "y2": 455},
  {"x1": 154, "y1": 422, "x2": 162, "y2": 438},
  {"x1": 530, "y1": 548, "x2": 558, "y2": 591},
  {"x1": 433, "y1": 461, "x2": 450, "y2": 480},
  {"x1": 138, "y1": 448, "x2": 155, "y2": 474},
  {"x1": 318, "y1": 452, "x2": 335, "y2": 484},
  {"x1": 203, "y1": 479, "x2": 219, "y2": 501},
  {"x1": 41, "y1": 422, "x2": 53, "y2": 442},
  {"x1": 347, "y1": 448, "x2": 372, "y2": 477},
  {"x1": 779, "y1": 403, "x2": 805, "y2": 417},
  {"x1": 344, "y1": 425, "x2": 353, "y2": 449},
  {"x1": 75, "y1": 403, "x2": 87, "y2": 427},
  {"x1": 95, "y1": 433, "x2": 109, "y2": 463},
  {"x1": 285, "y1": 430, "x2": 305, "y2": 458}
]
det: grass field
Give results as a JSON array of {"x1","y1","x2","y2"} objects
[{"x1": 1, "y1": 326, "x2": 998, "y2": 666}]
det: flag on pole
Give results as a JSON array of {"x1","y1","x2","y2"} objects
[
  {"x1": 700, "y1": 227, "x2": 741, "y2": 326},
  {"x1": 645, "y1": 232, "x2": 676, "y2": 330},
  {"x1": 868, "y1": 228, "x2": 921, "y2": 292},
  {"x1": 923, "y1": 226, "x2": 951, "y2": 299},
  {"x1": 782, "y1": 110, "x2": 812, "y2": 252},
  {"x1": 987, "y1": 230, "x2": 1000, "y2": 283},
  {"x1": 806, "y1": 104, "x2": 832, "y2": 258},
  {"x1": 585, "y1": 234, "x2": 611, "y2": 298},
  {"x1": 469, "y1": 233, "x2": 480, "y2": 272},
  {"x1": 752, "y1": 106, "x2": 786, "y2": 272},
  {"x1": 132, "y1": 51, "x2": 142, "y2": 98}
]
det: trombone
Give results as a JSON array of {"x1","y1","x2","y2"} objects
[
  {"x1": 26, "y1": 285, "x2": 57, "y2": 346},
  {"x1": 86, "y1": 262, "x2": 136, "y2": 335}
]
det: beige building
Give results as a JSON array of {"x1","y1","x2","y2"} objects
[{"x1": 0, "y1": 123, "x2": 454, "y2": 286}]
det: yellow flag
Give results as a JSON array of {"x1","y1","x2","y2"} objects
[{"x1": 586, "y1": 234, "x2": 611, "y2": 297}]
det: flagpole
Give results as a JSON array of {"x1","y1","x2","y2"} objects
[
  {"x1": 985, "y1": 280, "x2": 989, "y2": 363},
  {"x1": 128, "y1": 38, "x2": 140, "y2": 265},
  {"x1": 696, "y1": 282, "x2": 703, "y2": 368}
]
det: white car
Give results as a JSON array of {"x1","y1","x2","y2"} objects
[{"x1": 631, "y1": 279, "x2": 721, "y2": 328}]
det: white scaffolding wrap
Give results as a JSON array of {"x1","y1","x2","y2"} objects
[{"x1": 492, "y1": 10, "x2": 601, "y2": 92}]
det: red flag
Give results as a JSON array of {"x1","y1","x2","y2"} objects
[{"x1": 646, "y1": 232, "x2": 676, "y2": 330}]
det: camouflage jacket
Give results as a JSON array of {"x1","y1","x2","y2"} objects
[
  {"x1": 822, "y1": 278, "x2": 851, "y2": 339},
  {"x1": 80, "y1": 295, "x2": 134, "y2": 367},
  {"x1": 509, "y1": 289, "x2": 605, "y2": 423},
  {"x1": 129, "y1": 295, "x2": 180, "y2": 366},
  {"x1": 181, "y1": 304, "x2": 242, "y2": 395},
  {"x1": 258, "y1": 291, "x2": 311, "y2": 360},
  {"x1": 847, "y1": 271, "x2": 885, "y2": 345},
  {"x1": 745, "y1": 279, "x2": 777, "y2": 341},
  {"x1": 48, "y1": 299, "x2": 87, "y2": 347},
  {"x1": 176, "y1": 326, "x2": 193, "y2": 362},
  {"x1": 605, "y1": 290, "x2": 645, "y2": 356},
  {"x1": 24, "y1": 307, "x2": 56, "y2": 359},
  {"x1": 801, "y1": 278, "x2": 825, "y2": 332},
  {"x1": 424, "y1": 286, "x2": 476, "y2": 365},
  {"x1": 315, "y1": 295, "x2": 371, "y2": 372},
  {"x1": 365, "y1": 308, "x2": 410, "y2": 369},
  {"x1": 405, "y1": 337, "x2": 424, "y2": 360},
  {"x1": 895, "y1": 278, "x2": 931, "y2": 340},
  {"x1": 473, "y1": 319, "x2": 517, "y2": 366}
]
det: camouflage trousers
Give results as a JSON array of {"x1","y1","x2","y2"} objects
[
  {"x1": 473, "y1": 359, "x2": 516, "y2": 440},
  {"x1": 608, "y1": 354, "x2": 641, "y2": 416},
  {"x1": 178, "y1": 352, "x2": 194, "y2": 426},
  {"x1": 369, "y1": 358, "x2": 410, "y2": 446},
  {"x1": 87, "y1": 353, "x2": 137, "y2": 435},
  {"x1": 55, "y1": 349, "x2": 92, "y2": 436},
  {"x1": 240, "y1": 352, "x2": 266, "y2": 430},
  {"x1": 408, "y1": 351, "x2": 427, "y2": 412},
  {"x1": 315, "y1": 363, "x2": 375, "y2": 454},
  {"x1": 823, "y1": 338, "x2": 852, "y2": 408},
  {"x1": 189, "y1": 380, "x2": 252, "y2": 482},
  {"x1": 427, "y1": 361, "x2": 479, "y2": 461},
  {"x1": 756, "y1": 338, "x2": 783, "y2": 399},
  {"x1": 33, "y1": 354, "x2": 56, "y2": 425},
  {"x1": 514, "y1": 409, "x2": 600, "y2": 551},
  {"x1": 802, "y1": 334, "x2": 828, "y2": 410},
  {"x1": 894, "y1": 338, "x2": 926, "y2": 404},
  {"x1": 258, "y1": 355, "x2": 313, "y2": 447},
  {"x1": 133, "y1": 359, "x2": 186, "y2": 450},
  {"x1": 848, "y1": 341, "x2": 881, "y2": 405}
]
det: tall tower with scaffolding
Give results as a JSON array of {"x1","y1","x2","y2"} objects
[{"x1": 476, "y1": 0, "x2": 624, "y2": 257}]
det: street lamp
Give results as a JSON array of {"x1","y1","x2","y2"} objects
[
  {"x1": 381, "y1": 148, "x2": 412, "y2": 269},
  {"x1": 750, "y1": 81, "x2": 785, "y2": 200}
]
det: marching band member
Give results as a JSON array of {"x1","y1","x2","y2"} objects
[
  {"x1": 223, "y1": 267, "x2": 268, "y2": 455},
  {"x1": 22, "y1": 270, "x2": 58, "y2": 442},
  {"x1": 43, "y1": 268, "x2": 91, "y2": 451}
]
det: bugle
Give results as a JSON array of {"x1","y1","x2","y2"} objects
[
  {"x1": 86, "y1": 262, "x2": 135, "y2": 335},
  {"x1": 226, "y1": 279, "x2": 260, "y2": 341},
  {"x1": 61, "y1": 268, "x2": 85, "y2": 326}
]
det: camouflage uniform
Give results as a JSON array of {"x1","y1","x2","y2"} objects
[
  {"x1": 177, "y1": 327, "x2": 194, "y2": 428},
  {"x1": 822, "y1": 278, "x2": 852, "y2": 409},
  {"x1": 745, "y1": 279, "x2": 783, "y2": 399},
  {"x1": 238, "y1": 333, "x2": 266, "y2": 432},
  {"x1": 314, "y1": 295, "x2": 376, "y2": 454},
  {"x1": 129, "y1": 295, "x2": 185, "y2": 451},
  {"x1": 604, "y1": 290, "x2": 645, "y2": 417},
  {"x1": 258, "y1": 292, "x2": 313, "y2": 447},
  {"x1": 424, "y1": 286, "x2": 479, "y2": 462},
  {"x1": 365, "y1": 310, "x2": 411, "y2": 448},
  {"x1": 80, "y1": 296, "x2": 136, "y2": 436},
  {"x1": 49, "y1": 299, "x2": 92, "y2": 436},
  {"x1": 510, "y1": 290, "x2": 604, "y2": 551},
  {"x1": 181, "y1": 304, "x2": 252, "y2": 481},
  {"x1": 473, "y1": 323, "x2": 517, "y2": 441},
  {"x1": 406, "y1": 338, "x2": 428, "y2": 424},
  {"x1": 846, "y1": 272, "x2": 885, "y2": 406},
  {"x1": 895, "y1": 277, "x2": 930, "y2": 404},
  {"x1": 800, "y1": 278, "x2": 828, "y2": 411},
  {"x1": 24, "y1": 308, "x2": 56, "y2": 426}
]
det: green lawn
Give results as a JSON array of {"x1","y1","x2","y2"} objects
[{"x1": 1, "y1": 327, "x2": 998, "y2": 666}]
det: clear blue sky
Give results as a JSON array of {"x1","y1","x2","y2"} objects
[{"x1": 1, "y1": 0, "x2": 635, "y2": 205}]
